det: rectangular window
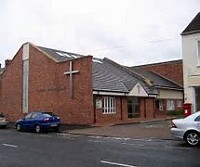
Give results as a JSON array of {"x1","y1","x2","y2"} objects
[
  {"x1": 23, "y1": 59, "x2": 29, "y2": 113},
  {"x1": 22, "y1": 43, "x2": 29, "y2": 114},
  {"x1": 103, "y1": 97, "x2": 116, "y2": 114},
  {"x1": 197, "y1": 41, "x2": 200, "y2": 65},
  {"x1": 156, "y1": 100, "x2": 164, "y2": 111},
  {"x1": 177, "y1": 100, "x2": 183, "y2": 108},
  {"x1": 167, "y1": 99, "x2": 175, "y2": 111}
]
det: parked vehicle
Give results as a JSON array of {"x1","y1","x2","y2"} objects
[
  {"x1": 171, "y1": 111, "x2": 200, "y2": 146},
  {"x1": 0, "y1": 113, "x2": 8, "y2": 128},
  {"x1": 15, "y1": 111, "x2": 61, "y2": 133}
]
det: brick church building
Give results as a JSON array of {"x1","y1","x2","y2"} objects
[{"x1": 0, "y1": 42, "x2": 183, "y2": 125}]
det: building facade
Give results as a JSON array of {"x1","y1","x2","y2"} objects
[
  {"x1": 182, "y1": 12, "x2": 200, "y2": 113},
  {"x1": 0, "y1": 42, "x2": 183, "y2": 125},
  {"x1": 130, "y1": 62, "x2": 183, "y2": 116}
]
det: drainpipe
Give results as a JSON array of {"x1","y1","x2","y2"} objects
[
  {"x1": 144, "y1": 98, "x2": 146, "y2": 118},
  {"x1": 93, "y1": 96, "x2": 96, "y2": 124},
  {"x1": 120, "y1": 97, "x2": 123, "y2": 120}
]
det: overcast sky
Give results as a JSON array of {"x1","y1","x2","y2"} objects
[{"x1": 0, "y1": 0, "x2": 199, "y2": 67}]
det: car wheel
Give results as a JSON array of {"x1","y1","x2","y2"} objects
[
  {"x1": 35, "y1": 125, "x2": 41, "y2": 133},
  {"x1": 16, "y1": 124, "x2": 21, "y2": 131},
  {"x1": 185, "y1": 131, "x2": 199, "y2": 146},
  {"x1": 53, "y1": 127, "x2": 59, "y2": 132}
]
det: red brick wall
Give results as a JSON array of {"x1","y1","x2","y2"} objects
[
  {"x1": 94, "y1": 95, "x2": 155, "y2": 124},
  {"x1": 0, "y1": 47, "x2": 24, "y2": 121},
  {"x1": 135, "y1": 60, "x2": 183, "y2": 86},
  {"x1": 0, "y1": 44, "x2": 94, "y2": 125},
  {"x1": 94, "y1": 95, "x2": 127, "y2": 124},
  {"x1": 28, "y1": 45, "x2": 94, "y2": 124},
  {"x1": 140, "y1": 98, "x2": 155, "y2": 118},
  {"x1": 155, "y1": 99, "x2": 183, "y2": 115}
]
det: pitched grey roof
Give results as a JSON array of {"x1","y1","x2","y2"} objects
[
  {"x1": 93, "y1": 58, "x2": 158, "y2": 95},
  {"x1": 182, "y1": 12, "x2": 200, "y2": 35},
  {"x1": 133, "y1": 70, "x2": 183, "y2": 90},
  {"x1": 38, "y1": 46, "x2": 83, "y2": 62},
  {"x1": 37, "y1": 45, "x2": 158, "y2": 95}
]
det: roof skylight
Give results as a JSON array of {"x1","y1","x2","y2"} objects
[
  {"x1": 93, "y1": 59, "x2": 103, "y2": 64},
  {"x1": 56, "y1": 52, "x2": 70, "y2": 57}
]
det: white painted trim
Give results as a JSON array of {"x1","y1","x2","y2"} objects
[
  {"x1": 148, "y1": 94, "x2": 157, "y2": 98},
  {"x1": 197, "y1": 40, "x2": 200, "y2": 66},
  {"x1": 22, "y1": 43, "x2": 29, "y2": 60},
  {"x1": 93, "y1": 91, "x2": 127, "y2": 96},
  {"x1": 128, "y1": 82, "x2": 148, "y2": 97},
  {"x1": 22, "y1": 44, "x2": 29, "y2": 114}
]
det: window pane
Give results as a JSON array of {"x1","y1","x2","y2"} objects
[
  {"x1": 103, "y1": 97, "x2": 116, "y2": 114},
  {"x1": 167, "y1": 99, "x2": 175, "y2": 111},
  {"x1": 198, "y1": 41, "x2": 200, "y2": 64},
  {"x1": 23, "y1": 59, "x2": 29, "y2": 113}
]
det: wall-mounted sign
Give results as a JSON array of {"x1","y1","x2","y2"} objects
[{"x1": 96, "y1": 99, "x2": 102, "y2": 109}]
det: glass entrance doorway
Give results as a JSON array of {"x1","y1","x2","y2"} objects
[{"x1": 128, "y1": 97, "x2": 140, "y2": 118}]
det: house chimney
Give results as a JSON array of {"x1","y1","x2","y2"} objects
[{"x1": 5, "y1": 59, "x2": 11, "y2": 67}]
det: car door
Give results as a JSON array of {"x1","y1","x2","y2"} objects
[
  {"x1": 30, "y1": 113, "x2": 40, "y2": 128},
  {"x1": 21, "y1": 113, "x2": 33, "y2": 129}
]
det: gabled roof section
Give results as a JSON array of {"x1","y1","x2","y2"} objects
[
  {"x1": 181, "y1": 12, "x2": 200, "y2": 35},
  {"x1": 133, "y1": 70, "x2": 183, "y2": 90},
  {"x1": 92, "y1": 57, "x2": 158, "y2": 95},
  {"x1": 103, "y1": 58, "x2": 154, "y2": 87}
]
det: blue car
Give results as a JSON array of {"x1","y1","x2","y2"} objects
[{"x1": 15, "y1": 111, "x2": 61, "y2": 133}]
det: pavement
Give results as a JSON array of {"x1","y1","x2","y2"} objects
[
  {"x1": 62, "y1": 117, "x2": 176, "y2": 140},
  {"x1": 7, "y1": 116, "x2": 177, "y2": 140}
]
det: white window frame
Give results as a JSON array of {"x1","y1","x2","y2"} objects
[
  {"x1": 103, "y1": 97, "x2": 116, "y2": 114},
  {"x1": 197, "y1": 40, "x2": 200, "y2": 66},
  {"x1": 167, "y1": 99, "x2": 175, "y2": 111}
]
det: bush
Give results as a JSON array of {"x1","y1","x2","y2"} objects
[{"x1": 167, "y1": 110, "x2": 184, "y2": 116}]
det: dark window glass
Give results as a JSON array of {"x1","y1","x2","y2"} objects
[
  {"x1": 25, "y1": 113, "x2": 32, "y2": 119},
  {"x1": 194, "y1": 116, "x2": 200, "y2": 122}
]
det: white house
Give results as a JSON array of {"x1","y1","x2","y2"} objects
[{"x1": 181, "y1": 12, "x2": 200, "y2": 113}]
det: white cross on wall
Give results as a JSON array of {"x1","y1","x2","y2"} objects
[{"x1": 64, "y1": 61, "x2": 79, "y2": 98}]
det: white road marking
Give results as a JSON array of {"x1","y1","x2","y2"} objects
[
  {"x1": 164, "y1": 145, "x2": 191, "y2": 150},
  {"x1": 3, "y1": 143, "x2": 18, "y2": 148},
  {"x1": 88, "y1": 140, "x2": 105, "y2": 143},
  {"x1": 100, "y1": 160, "x2": 138, "y2": 167},
  {"x1": 121, "y1": 142, "x2": 145, "y2": 147}
]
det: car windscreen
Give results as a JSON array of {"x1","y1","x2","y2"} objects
[{"x1": 42, "y1": 113, "x2": 52, "y2": 118}]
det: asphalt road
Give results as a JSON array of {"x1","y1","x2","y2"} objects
[{"x1": 0, "y1": 129, "x2": 199, "y2": 167}]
